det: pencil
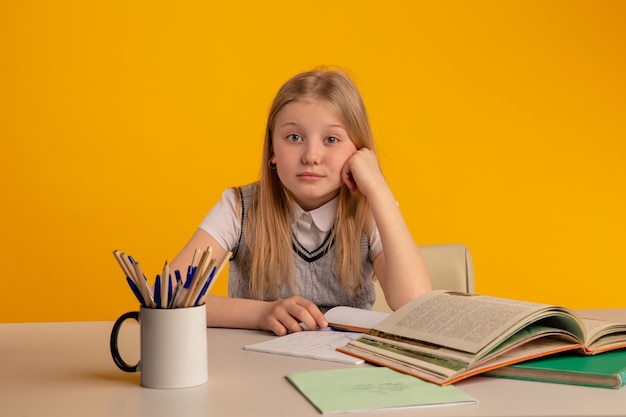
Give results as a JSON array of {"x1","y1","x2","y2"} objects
[
  {"x1": 161, "y1": 261, "x2": 169, "y2": 309},
  {"x1": 191, "y1": 248, "x2": 203, "y2": 268},
  {"x1": 132, "y1": 261, "x2": 155, "y2": 308},
  {"x1": 193, "y1": 265, "x2": 216, "y2": 306},
  {"x1": 168, "y1": 280, "x2": 180, "y2": 308},
  {"x1": 196, "y1": 247, "x2": 213, "y2": 280},
  {"x1": 112, "y1": 250, "x2": 133, "y2": 280},
  {"x1": 119, "y1": 252, "x2": 139, "y2": 284},
  {"x1": 171, "y1": 266, "x2": 194, "y2": 308},
  {"x1": 196, "y1": 251, "x2": 231, "y2": 306},
  {"x1": 183, "y1": 258, "x2": 214, "y2": 307},
  {"x1": 182, "y1": 247, "x2": 213, "y2": 306}
]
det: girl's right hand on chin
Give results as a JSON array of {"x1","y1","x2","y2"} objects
[{"x1": 259, "y1": 296, "x2": 328, "y2": 336}]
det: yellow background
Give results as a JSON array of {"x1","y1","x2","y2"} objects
[{"x1": 1, "y1": 1, "x2": 624, "y2": 323}]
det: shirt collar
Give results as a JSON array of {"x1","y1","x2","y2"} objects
[{"x1": 292, "y1": 197, "x2": 338, "y2": 232}]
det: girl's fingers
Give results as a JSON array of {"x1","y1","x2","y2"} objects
[{"x1": 269, "y1": 296, "x2": 328, "y2": 335}]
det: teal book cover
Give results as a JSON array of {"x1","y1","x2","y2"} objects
[{"x1": 486, "y1": 349, "x2": 626, "y2": 389}]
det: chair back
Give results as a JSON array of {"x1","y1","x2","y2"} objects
[{"x1": 372, "y1": 244, "x2": 474, "y2": 312}]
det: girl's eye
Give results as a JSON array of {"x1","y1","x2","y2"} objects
[
  {"x1": 287, "y1": 134, "x2": 301, "y2": 142},
  {"x1": 326, "y1": 136, "x2": 339, "y2": 144}
]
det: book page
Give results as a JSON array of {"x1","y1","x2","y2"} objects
[
  {"x1": 324, "y1": 306, "x2": 389, "y2": 332},
  {"x1": 581, "y1": 318, "x2": 626, "y2": 352},
  {"x1": 374, "y1": 291, "x2": 552, "y2": 354}
]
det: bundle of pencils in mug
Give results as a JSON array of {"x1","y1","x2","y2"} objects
[{"x1": 112, "y1": 247, "x2": 231, "y2": 309}]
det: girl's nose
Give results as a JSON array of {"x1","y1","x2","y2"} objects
[{"x1": 302, "y1": 142, "x2": 321, "y2": 165}]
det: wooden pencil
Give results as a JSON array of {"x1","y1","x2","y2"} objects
[
  {"x1": 183, "y1": 251, "x2": 215, "y2": 307},
  {"x1": 132, "y1": 261, "x2": 155, "y2": 308},
  {"x1": 112, "y1": 250, "x2": 133, "y2": 280},
  {"x1": 161, "y1": 261, "x2": 169, "y2": 309},
  {"x1": 196, "y1": 251, "x2": 231, "y2": 306}
]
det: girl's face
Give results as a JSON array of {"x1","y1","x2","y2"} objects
[{"x1": 271, "y1": 100, "x2": 357, "y2": 211}]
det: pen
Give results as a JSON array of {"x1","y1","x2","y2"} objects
[
  {"x1": 186, "y1": 265, "x2": 196, "y2": 285},
  {"x1": 133, "y1": 261, "x2": 155, "y2": 308},
  {"x1": 161, "y1": 262, "x2": 169, "y2": 309},
  {"x1": 113, "y1": 250, "x2": 134, "y2": 281},
  {"x1": 194, "y1": 265, "x2": 217, "y2": 306},
  {"x1": 186, "y1": 259, "x2": 216, "y2": 307},
  {"x1": 167, "y1": 273, "x2": 173, "y2": 306},
  {"x1": 195, "y1": 251, "x2": 232, "y2": 306},
  {"x1": 126, "y1": 276, "x2": 146, "y2": 306},
  {"x1": 169, "y1": 279, "x2": 183, "y2": 308},
  {"x1": 154, "y1": 274, "x2": 162, "y2": 308},
  {"x1": 171, "y1": 266, "x2": 195, "y2": 308},
  {"x1": 114, "y1": 251, "x2": 150, "y2": 307},
  {"x1": 183, "y1": 247, "x2": 212, "y2": 305},
  {"x1": 119, "y1": 252, "x2": 139, "y2": 284}
]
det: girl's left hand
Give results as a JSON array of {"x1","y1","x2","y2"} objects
[{"x1": 341, "y1": 148, "x2": 385, "y2": 196}]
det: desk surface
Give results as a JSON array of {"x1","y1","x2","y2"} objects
[{"x1": 1, "y1": 309, "x2": 626, "y2": 417}]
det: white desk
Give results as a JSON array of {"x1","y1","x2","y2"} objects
[{"x1": 1, "y1": 310, "x2": 626, "y2": 417}]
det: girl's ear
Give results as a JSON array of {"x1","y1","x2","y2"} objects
[{"x1": 268, "y1": 154, "x2": 277, "y2": 169}]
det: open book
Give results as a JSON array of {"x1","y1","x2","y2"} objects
[{"x1": 337, "y1": 290, "x2": 626, "y2": 386}]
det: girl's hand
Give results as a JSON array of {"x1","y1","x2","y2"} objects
[
  {"x1": 341, "y1": 148, "x2": 386, "y2": 197},
  {"x1": 258, "y1": 296, "x2": 328, "y2": 336}
]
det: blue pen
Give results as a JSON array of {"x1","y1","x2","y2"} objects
[
  {"x1": 127, "y1": 255, "x2": 136, "y2": 264},
  {"x1": 193, "y1": 281, "x2": 210, "y2": 306},
  {"x1": 194, "y1": 266, "x2": 217, "y2": 306},
  {"x1": 175, "y1": 270, "x2": 182, "y2": 284},
  {"x1": 154, "y1": 274, "x2": 161, "y2": 308},
  {"x1": 127, "y1": 255, "x2": 154, "y2": 301},
  {"x1": 171, "y1": 267, "x2": 195, "y2": 308},
  {"x1": 185, "y1": 266, "x2": 192, "y2": 286},
  {"x1": 329, "y1": 326, "x2": 353, "y2": 332},
  {"x1": 167, "y1": 274, "x2": 173, "y2": 306},
  {"x1": 185, "y1": 266, "x2": 196, "y2": 289},
  {"x1": 126, "y1": 277, "x2": 146, "y2": 306}
]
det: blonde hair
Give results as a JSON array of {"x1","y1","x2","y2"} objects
[{"x1": 244, "y1": 68, "x2": 376, "y2": 299}]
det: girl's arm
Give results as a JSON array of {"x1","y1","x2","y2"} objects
[
  {"x1": 170, "y1": 228, "x2": 327, "y2": 335},
  {"x1": 342, "y1": 148, "x2": 432, "y2": 310}
]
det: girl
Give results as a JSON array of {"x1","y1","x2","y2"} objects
[{"x1": 170, "y1": 68, "x2": 431, "y2": 335}]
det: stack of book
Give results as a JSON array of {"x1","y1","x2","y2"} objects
[{"x1": 335, "y1": 290, "x2": 626, "y2": 388}]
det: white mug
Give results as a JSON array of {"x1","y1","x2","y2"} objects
[{"x1": 110, "y1": 304, "x2": 208, "y2": 389}]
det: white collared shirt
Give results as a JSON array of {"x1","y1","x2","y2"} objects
[{"x1": 291, "y1": 197, "x2": 336, "y2": 251}]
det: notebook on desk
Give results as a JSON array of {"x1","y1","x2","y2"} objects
[
  {"x1": 286, "y1": 367, "x2": 478, "y2": 414},
  {"x1": 243, "y1": 329, "x2": 365, "y2": 364}
]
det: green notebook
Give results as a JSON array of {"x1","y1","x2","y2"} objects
[
  {"x1": 486, "y1": 349, "x2": 626, "y2": 389},
  {"x1": 286, "y1": 367, "x2": 477, "y2": 414}
]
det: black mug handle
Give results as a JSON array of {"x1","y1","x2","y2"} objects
[{"x1": 110, "y1": 311, "x2": 140, "y2": 372}]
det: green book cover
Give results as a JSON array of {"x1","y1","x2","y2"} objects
[
  {"x1": 486, "y1": 349, "x2": 626, "y2": 389},
  {"x1": 286, "y1": 367, "x2": 477, "y2": 414}
]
